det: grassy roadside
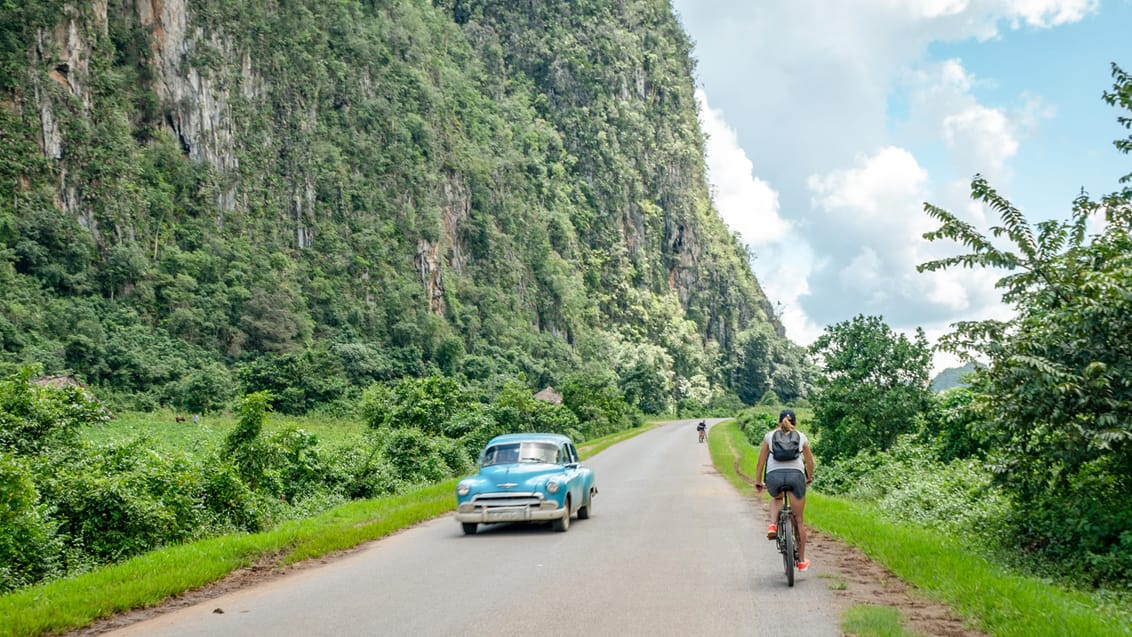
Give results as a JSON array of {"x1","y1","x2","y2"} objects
[
  {"x1": 707, "y1": 420, "x2": 1131, "y2": 637},
  {"x1": 0, "y1": 423, "x2": 654, "y2": 637}
]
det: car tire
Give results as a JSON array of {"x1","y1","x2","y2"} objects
[
  {"x1": 461, "y1": 522, "x2": 478, "y2": 535},
  {"x1": 577, "y1": 488, "x2": 593, "y2": 520},
  {"x1": 552, "y1": 497, "x2": 571, "y2": 532}
]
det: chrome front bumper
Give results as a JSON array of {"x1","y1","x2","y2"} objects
[{"x1": 454, "y1": 491, "x2": 565, "y2": 524}]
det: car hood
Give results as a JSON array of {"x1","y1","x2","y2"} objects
[{"x1": 476, "y1": 463, "x2": 563, "y2": 486}]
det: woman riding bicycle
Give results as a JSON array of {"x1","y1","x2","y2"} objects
[{"x1": 754, "y1": 409, "x2": 816, "y2": 571}]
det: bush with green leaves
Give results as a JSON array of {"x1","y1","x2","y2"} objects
[
  {"x1": 223, "y1": 391, "x2": 277, "y2": 492},
  {"x1": 0, "y1": 452, "x2": 63, "y2": 593},
  {"x1": 917, "y1": 386, "x2": 988, "y2": 463},
  {"x1": 0, "y1": 366, "x2": 110, "y2": 456},
  {"x1": 38, "y1": 440, "x2": 205, "y2": 562},
  {"x1": 383, "y1": 428, "x2": 453, "y2": 485},
  {"x1": 814, "y1": 436, "x2": 1008, "y2": 539},
  {"x1": 332, "y1": 437, "x2": 402, "y2": 500},
  {"x1": 264, "y1": 427, "x2": 330, "y2": 503},
  {"x1": 487, "y1": 380, "x2": 581, "y2": 437},
  {"x1": 199, "y1": 459, "x2": 277, "y2": 533},
  {"x1": 360, "y1": 376, "x2": 470, "y2": 434},
  {"x1": 560, "y1": 369, "x2": 637, "y2": 439}
]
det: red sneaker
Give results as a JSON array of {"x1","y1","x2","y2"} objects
[
  {"x1": 766, "y1": 524, "x2": 777, "y2": 540},
  {"x1": 797, "y1": 559, "x2": 810, "y2": 571}
]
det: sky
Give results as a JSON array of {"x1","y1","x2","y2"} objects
[{"x1": 669, "y1": 0, "x2": 1131, "y2": 373}]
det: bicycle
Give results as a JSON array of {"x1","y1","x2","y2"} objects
[
  {"x1": 698, "y1": 428, "x2": 706, "y2": 443},
  {"x1": 775, "y1": 486, "x2": 801, "y2": 586}
]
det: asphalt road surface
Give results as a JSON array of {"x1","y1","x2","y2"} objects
[{"x1": 106, "y1": 420, "x2": 844, "y2": 637}]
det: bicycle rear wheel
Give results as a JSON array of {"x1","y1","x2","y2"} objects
[{"x1": 780, "y1": 513, "x2": 795, "y2": 587}]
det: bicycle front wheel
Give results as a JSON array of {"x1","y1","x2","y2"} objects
[{"x1": 780, "y1": 513, "x2": 795, "y2": 587}]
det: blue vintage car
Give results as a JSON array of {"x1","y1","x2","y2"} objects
[{"x1": 454, "y1": 433, "x2": 597, "y2": 535}]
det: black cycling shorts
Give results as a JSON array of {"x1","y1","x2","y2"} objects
[{"x1": 765, "y1": 468, "x2": 806, "y2": 498}]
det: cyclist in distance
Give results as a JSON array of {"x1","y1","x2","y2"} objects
[
  {"x1": 754, "y1": 409, "x2": 816, "y2": 571},
  {"x1": 696, "y1": 420, "x2": 707, "y2": 443}
]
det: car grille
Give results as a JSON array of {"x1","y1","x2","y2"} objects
[{"x1": 468, "y1": 491, "x2": 545, "y2": 509}]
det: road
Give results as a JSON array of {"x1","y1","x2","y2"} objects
[{"x1": 106, "y1": 420, "x2": 844, "y2": 637}]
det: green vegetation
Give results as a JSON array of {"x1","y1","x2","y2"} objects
[
  {"x1": 842, "y1": 605, "x2": 922, "y2": 637},
  {"x1": 0, "y1": 408, "x2": 650, "y2": 637},
  {"x1": 2, "y1": 0, "x2": 1130, "y2": 631},
  {"x1": 809, "y1": 315, "x2": 933, "y2": 462},
  {"x1": 710, "y1": 420, "x2": 1131, "y2": 637},
  {"x1": 0, "y1": 0, "x2": 804, "y2": 421},
  {"x1": 784, "y1": 64, "x2": 1132, "y2": 597},
  {"x1": 0, "y1": 480, "x2": 457, "y2": 637},
  {"x1": 0, "y1": 366, "x2": 642, "y2": 594},
  {"x1": 911, "y1": 63, "x2": 1132, "y2": 586}
]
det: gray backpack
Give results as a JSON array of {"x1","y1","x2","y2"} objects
[{"x1": 771, "y1": 429, "x2": 801, "y2": 461}]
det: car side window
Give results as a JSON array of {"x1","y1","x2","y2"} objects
[{"x1": 566, "y1": 443, "x2": 578, "y2": 463}]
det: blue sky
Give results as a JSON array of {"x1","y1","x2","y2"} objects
[{"x1": 670, "y1": 0, "x2": 1131, "y2": 372}]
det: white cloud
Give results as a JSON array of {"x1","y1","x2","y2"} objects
[
  {"x1": 903, "y1": 59, "x2": 1053, "y2": 181},
  {"x1": 942, "y1": 105, "x2": 1019, "y2": 175},
  {"x1": 808, "y1": 146, "x2": 928, "y2": 220},
  {"x1": 1000, "y1": 0, "x2": 1099, "y2": 27},
  {"x1": 672, "y1": 0, "x2": 1096, "y2": 369},
  {"x1": 696, "y1": 89, "x2": 790, "y2": 246},
  {"x1": 695, "y1": 89, "x2": 821, "y2": 345}
]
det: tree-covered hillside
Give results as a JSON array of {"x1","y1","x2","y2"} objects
[{"x1": 0, "y1": 0, "x2": 810, "y2": 413}]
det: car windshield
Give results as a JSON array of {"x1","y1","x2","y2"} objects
[{"x1": 482, "y1": 442, "x2": 559, "y2": 466}]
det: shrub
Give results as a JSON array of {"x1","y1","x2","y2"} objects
[
  {"x1": 199, "y1": 460, "x2": 275, "y2": 533},
  {"x1": 42, "y1": 445, "x2": 192, "y2": 562},
  {"x1": 384, "y1": 428, "x2": 449, "y2": 485},
  {"x1": 264, "y1": 427, "x2": 329, "y2": 502},
  {"x1": 814, "y1": 436, "x2": 1009, "y2": 539},
  {"x1": 333, "y1": 441, "x2": 402, "y2": 500},
  {"x1": 0, "y1": 453, "x2": 62, "y2": 592},
  {"x1": 0, "y1": 366, "x2": 109, "y2": 455},
  {"x1": 359, "y1": 376, "x2": 469, "y2": 434}
]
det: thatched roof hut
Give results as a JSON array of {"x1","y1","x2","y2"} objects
[
  {"x1": 533, "y1": 386, "x2": 563, "y2": 405},
  {"x1": 30, "y1": 374, "x2": 90, "y2": 390}
]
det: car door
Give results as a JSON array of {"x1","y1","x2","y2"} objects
[{"x1": 561, "y1": 441, "x2": 583, "y2": 511}]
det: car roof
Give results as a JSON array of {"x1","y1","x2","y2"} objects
[{"x1": 485, "y1": 433, "x2": 572, "y2": 446}]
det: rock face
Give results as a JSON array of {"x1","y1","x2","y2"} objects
[
  {"x1": 134, "y1": 0, "x2": 242, "y2": 212},
  {"x1": 32, "y1": 1, "x2": 106, "y2": 214},
  {"x1": 10, "y1": 0, "x2": 795, "y2": 403}
]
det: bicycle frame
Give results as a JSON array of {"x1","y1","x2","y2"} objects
[{"x1": 775, "y1": 488, "x2": 801, "y2": 587}]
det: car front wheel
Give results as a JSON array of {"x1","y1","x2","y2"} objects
[
  {"x1": 461, "y1": 522, "x2": 478, "y2": 535},
  {"x1": 552, "y1": 497, "x2": 571, "y2": 532}
]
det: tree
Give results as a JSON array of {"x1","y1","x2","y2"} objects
[
  {"x1": 915, "y1": 63, "x2": 1132, "y2": 583},
  {"x1": 359, "y1": 376, "x2": 469, "y2": 435},
  {"x1": 808, "y1": 315, "x2": 933, "y2": 462}
]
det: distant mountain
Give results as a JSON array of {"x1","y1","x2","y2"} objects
[{"x1": 931, "y1": 362, "x2": 981, "y2": 392}]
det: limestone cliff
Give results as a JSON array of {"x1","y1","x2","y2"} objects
[{"x1": 2, "y1": 0, "x2": 805, "y2": 410}]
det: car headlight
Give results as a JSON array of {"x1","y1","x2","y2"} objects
[
  {"x1": 457, "y1": 482, "x2": 471, "y2": 496},
  {"x1": 546, "y1": 479, "x2": 560, "y2": 494}
]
